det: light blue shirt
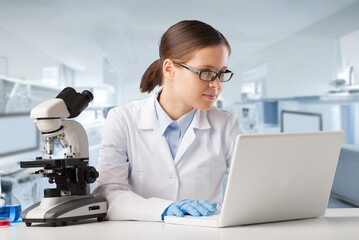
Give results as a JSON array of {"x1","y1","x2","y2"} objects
[{"x1": 155, "y1": 98, "x2": 196, "y2": 159}]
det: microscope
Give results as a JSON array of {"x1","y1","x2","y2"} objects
[{"x1": 20, "y1": 87, "x2": 107, "y2": 227}]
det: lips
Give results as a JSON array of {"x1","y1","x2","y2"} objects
[{"x1": 203, "y1": 93, "x2": 217, "y2": 101}]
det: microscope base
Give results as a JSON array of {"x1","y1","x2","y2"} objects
[{"x1": 21, "y1": 195, "x2": 107, "y2": 227}]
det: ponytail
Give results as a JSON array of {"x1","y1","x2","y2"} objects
[{"x1": 140, "y1": 59, "x2": 163, "y2": 93}]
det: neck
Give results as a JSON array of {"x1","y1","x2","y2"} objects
[{"x1": 158, "y1": 88, "x2": 193, "y2": 120}]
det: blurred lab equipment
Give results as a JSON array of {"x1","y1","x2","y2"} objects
[
  {"x1": 0, "y1": 177, "x2": 21, "y2": 223},
  {"x1": 0, "y1": 175, "x2": 21, "y2": 227},
  {"x1": 19, "y1": 87, "x2": 107, "y2": 227},
  {"x1": 281, "y1": 110, "x2": 323, "y2": 133}
]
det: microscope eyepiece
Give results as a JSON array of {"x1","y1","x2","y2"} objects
[
  {"x1": 81, "y1": 90, "x2": 94, "y2": 102},
  {"x1": 56, "y1": 87, "x2": 94, "y2": 118}
]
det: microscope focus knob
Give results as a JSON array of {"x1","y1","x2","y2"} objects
[{"x1": 44, "y1": 188, "x2": 61, "y2": 198}]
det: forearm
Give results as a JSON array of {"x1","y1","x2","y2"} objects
[{"x1": 93, "y1": 184, "x2": 173, "y2": 221}]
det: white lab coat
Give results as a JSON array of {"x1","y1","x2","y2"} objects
[{"x1": 93, "y1": 92, "x2": 244, "y2": 221}]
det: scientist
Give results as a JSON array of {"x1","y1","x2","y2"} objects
[{"x1": 93, "y1": 20, "x2": 245, "y2": 221}]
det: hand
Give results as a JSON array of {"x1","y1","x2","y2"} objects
[{"x1": 162, "y1": 199, "x2": 217, "y2": 218}]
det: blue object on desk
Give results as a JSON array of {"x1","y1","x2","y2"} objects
[
  {"x1": 0, "y1": 205, "x2": 22, "y2": 223},
  {"x1": 1, "y1": 180, "x2": 22, "y2": 222}
]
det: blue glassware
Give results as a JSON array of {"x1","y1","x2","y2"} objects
[
  {"x1": 0, "y1": 183, "x2": 22, "y2": 223},
  {"x1": 0, "y1": 204, "x2": 22, "y2": 222}
]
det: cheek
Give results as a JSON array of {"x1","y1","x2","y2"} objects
[
  {"x1": 174, "y1": 73, "x2": 197, "y2": 94},
  {"x1": 179, "y1": 81, "x2": 199, "y2": 100},
  {"x1": 175, "y1": 79, "x2": 200, "y2": 100}
]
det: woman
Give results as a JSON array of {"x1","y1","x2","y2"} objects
[{"x1": 93, "y1": 20, "x2": 245, "y2": 221}]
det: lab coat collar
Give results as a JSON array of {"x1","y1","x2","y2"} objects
[
  {"x1": 137, "y1": 88, "x2": 212, "y2": 131},
  {"x1": 137, "y1": 92, "x2": 159, "y2": 129},
  {"x1": 192, "y1": 108, "x2": 211, "y2": 130},
  {"x1": 174, "y1": 109, "x2": 211, "y2": 162}
]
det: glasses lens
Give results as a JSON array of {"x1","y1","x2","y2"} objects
[
  {"x1": 200, "y1": 71, "x2": 217, "y2": 81},
  {"x1": 221, "y1": 72, "x2": 233, "y2": 82}
]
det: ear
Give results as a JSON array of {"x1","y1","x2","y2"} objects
[{"x1": 162, "y1": 59, "x2": 175, "y2": 79}]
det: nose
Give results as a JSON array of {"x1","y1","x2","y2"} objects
[{"x1": 208, "y1": 77, "x2": 222, "y2": 89}]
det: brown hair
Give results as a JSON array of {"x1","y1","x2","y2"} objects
[{"x1": 140, "y1": 20, "x2": 231, "y2": 93}]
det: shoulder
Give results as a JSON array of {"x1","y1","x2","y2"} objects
[
  {"x1": 204, "y1": 107, "x2": 245, "y2": 134},
  {"x1": 109, "y1": 97, "x2": 150, "y2": 118},
  {"x1": 105, "y1": 95, "x2": 157, "y2": 130},
  {"x1": 205, "y1": 107, "x2": 238, "y2": 122}
]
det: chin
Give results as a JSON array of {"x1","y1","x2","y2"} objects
[{"x1": 196, "y1": 103, "x2": 214, "y2": 110}]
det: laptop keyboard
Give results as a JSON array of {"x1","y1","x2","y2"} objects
[
  {"x1": 164, "y1": 213, "x2": 221, "y2": 227},
  {"x1": 183, "y1": 213, "x2": 220, "y2": 220}
]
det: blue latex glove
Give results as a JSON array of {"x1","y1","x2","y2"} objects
[{"x1": 162, "y1": 199, "x2": 217, "y2": 219}]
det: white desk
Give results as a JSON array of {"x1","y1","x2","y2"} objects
[{"x1": 1, "y1": 208, "x2": 359, "y2": 240}]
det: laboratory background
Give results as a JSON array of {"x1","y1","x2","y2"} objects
[{"x1": 1, "y1": 0, "x2": 359, "y2": 215}]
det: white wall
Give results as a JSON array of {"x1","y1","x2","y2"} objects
[
  {"x1": 265, "y1": 35, "x2": 338, "y2": 98},
  {"x1": 223, "y1": 2, "x2": 359, "y2": 108},
  {"x1": 222, "y1": 36, "x2": 340, "y2": 113},
  {"x1": 0, "y1": 27, "x2": 60, "y2": 81},
  {"x1": 340, "y1": 29, "x2": 359, "y2": 85}
]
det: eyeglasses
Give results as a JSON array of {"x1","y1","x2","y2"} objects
[{"x1": 174, "y1": 62, "x2": 234, "y2": 82}]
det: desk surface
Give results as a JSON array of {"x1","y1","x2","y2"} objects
[{"x1": 1, "y1": 208, "x2": 359, "y2": 240}]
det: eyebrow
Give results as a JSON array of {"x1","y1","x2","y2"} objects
[{"x1": 198, "y1": 65, "x2": 228, "y2": 71}]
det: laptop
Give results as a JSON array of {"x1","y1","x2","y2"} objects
[{"x1": 164, "y1": 131, "x2": 344, "y2": 227}]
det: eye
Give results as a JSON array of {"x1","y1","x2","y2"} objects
[{"x1": 200, "y1": 71, "x2": 217, "y2": 81}]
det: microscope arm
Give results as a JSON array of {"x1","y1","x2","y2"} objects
[
  {"x1": 62, "y1": 120, "x2": 89, "y2": 159},
  {"x1": 30, "y1": 99, "x2": 70, "y2": 119}
]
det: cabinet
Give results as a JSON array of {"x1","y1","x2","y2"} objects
[{"x1": 0, "y1": 76, "x2": 61, "y2": 114}]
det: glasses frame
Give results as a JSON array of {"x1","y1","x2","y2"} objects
[{"x1": 174, "y1": 62, "x2": 234, "y2": 82}]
